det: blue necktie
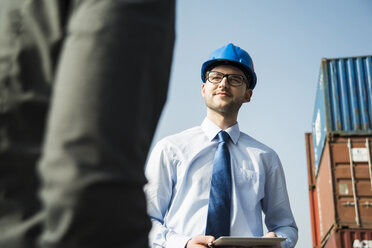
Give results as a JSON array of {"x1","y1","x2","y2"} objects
[{"x1": 205, "y1": 131, "x2": 232, "y2": 238}]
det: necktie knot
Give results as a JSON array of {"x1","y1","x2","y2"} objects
[{"x1": 218, "y1": 131, "x2": 229, "y2": 143}]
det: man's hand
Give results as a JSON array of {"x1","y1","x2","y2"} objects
[
  {"x1": 263, "y1": 232, "x2": 277, "y2": 238},
  {"x1": 185, "y1": 235, "x2": 247, "y2": 248},
  {"x1": 263, "y1": 232, "x2": 280, "y2": 248},
  {"x1": 186, "y1": 234, "x2": 214, "y2": 248}
]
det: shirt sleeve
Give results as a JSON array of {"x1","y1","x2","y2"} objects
[
  {"x1": 261, "y1": 154, "x2": 298, "y2": 248},
  {"x1": 144, "y1": 141, "x2": 191, "y2": 248}
]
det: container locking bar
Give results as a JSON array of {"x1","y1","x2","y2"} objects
[{"x1": 347, "y1": 138, "x2": 361, "y2": 226}]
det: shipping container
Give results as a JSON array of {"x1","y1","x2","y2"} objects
[
  {"x1": 323, "y1": 228, "x2": 372, "y2": 248},
  {"x1": 314, "y1": 135, "x2": 372, "y2": 243},
  {"x1": 312, "y1": 56, "x2": 372, "y2": 175},
  {"x1": 306, "y1": 133, "x2": 372, "y2": 247}
]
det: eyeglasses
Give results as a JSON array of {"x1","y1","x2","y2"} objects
[{"x1": 206, "y1": 71, "x2": 246, "y2": 87}]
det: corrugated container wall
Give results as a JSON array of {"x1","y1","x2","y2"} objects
[
  {"x1": 306, "y1": 132, "x2": 372, "y2": 247},
  {"x1": 316, "y1": 136, "x2": 372, "y2": 243},
  {"x1": 312, "y1": 56, "x2": 372, "y2": 174}
]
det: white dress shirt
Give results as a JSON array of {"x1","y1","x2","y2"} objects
[{"x1": 145, "y1": 118, "x2": 298, "y2": 248}]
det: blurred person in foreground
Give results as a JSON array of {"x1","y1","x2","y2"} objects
[
  {"x1": 0, "y1": 0, "x2": 175, "y2": 247},
  {"x1": 145, "y1": 43, "x2": 298, "y2": 248}
]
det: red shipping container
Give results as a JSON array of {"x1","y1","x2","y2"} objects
[{"x1": 305, "y1": 133, "x2": 372, "y2": 246}]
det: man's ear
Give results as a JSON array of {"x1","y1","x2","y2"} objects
[
  {"x1": 201, "y1": 83, "x2": 206, "y2": 97},
  {"x1": 243, "y1": 89, "x2": 253, "y2": 103}
]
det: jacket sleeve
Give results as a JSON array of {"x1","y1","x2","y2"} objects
[{"x1": 144, "y1": 141, "x2": 191, "y2": 248}]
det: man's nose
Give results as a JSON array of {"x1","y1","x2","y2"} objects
[{"x1": 218, "y1": 76, "x2": 229, "y2": 87}]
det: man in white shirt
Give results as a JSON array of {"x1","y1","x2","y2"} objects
[{"x1": 145, "y1": 43, "x2": 298, "y2": 248}]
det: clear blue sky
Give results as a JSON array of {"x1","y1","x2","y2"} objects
[{"x1": 150, "y1": 1, "x2": 372, "y2": 247}]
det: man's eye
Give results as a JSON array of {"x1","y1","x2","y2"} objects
[{"x1": 229, "y1": 76, "x2": 242, "y2": 83}]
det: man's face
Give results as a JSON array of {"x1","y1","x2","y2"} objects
[{"x1": 201, "y1": 64, "x2": 252, "y2": 115}]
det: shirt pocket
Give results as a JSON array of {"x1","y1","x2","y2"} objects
[{"x1": 234, "y1": 162, "x2": 264, "y2": 201}]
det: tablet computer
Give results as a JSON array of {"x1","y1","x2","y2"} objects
[{"x1": 212, "y1": 236, "x2": 286, "y2": 247}]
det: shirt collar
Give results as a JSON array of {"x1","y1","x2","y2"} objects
[{"x1": 201, "y1": 117, "x2": 240, "y2": 144}]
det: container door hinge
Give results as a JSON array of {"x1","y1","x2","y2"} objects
[
  {"x1": 341, "y1": 201, "x2": 355, "y2": 206},
  {"x1": 361, "y1": 201, "x2": 372, "y2": 209}
]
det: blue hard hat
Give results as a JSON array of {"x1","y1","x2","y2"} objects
[{"x1": 201, "y1": 43, "x2": 257, "y2": 89}]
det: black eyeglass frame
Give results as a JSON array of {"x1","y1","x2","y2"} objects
[{"x1": 206, "y1": 71, "x2": 249, "y2": 87}]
